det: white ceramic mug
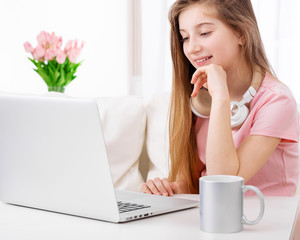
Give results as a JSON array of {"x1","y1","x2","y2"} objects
[{"x1": 199, "y1": 175, "x2": 264, "y2": 233}]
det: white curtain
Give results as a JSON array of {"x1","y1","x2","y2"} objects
[
  {"x1": 141, "y1": 0, "x2": 174, "y2": 102},
  {"x1": 140, "y1": 0, "x2": 300, "y2": 102},
  {"x1": 252, "y1": 0, "x2": 300, "y2": 102}
]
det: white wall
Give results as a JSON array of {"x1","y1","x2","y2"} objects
[
  {"x1": 0, "y1": 0, "x2": 299, "y2": 101},
  {"x1": 0, "y1": 0, "x2": 130, "y2": 98}
]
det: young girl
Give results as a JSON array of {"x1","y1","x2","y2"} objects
[{"x1": 142, "y1": 0, "x2": 299, "y2": 196}]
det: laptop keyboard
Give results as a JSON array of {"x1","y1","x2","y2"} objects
[{"x1": 117, "y1": 201, "x2": 151, "y2": 213}]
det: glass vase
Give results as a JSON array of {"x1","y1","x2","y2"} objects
[{"x1": 48, "y1": 86, "x2": 65, "y2": 93}]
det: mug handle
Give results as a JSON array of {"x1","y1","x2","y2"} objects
[{"x1": 242, "y1": 185, "x2": 265, "y2": 225}]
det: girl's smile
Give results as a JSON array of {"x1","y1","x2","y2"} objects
[{"x1": 194, "y1": 55, "x2": 213, "y2": 67}]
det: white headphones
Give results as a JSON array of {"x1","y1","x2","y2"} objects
[{"x1": 190, "y1": 86, "x2": 256, "y2": 128}]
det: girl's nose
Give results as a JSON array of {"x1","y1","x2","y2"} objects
[{"x1": 187, "y1": 36, "x2": 202, "y2": 55}]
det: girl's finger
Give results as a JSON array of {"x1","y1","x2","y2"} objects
[
  {"x1": 170, "y1": 182, "x2": 181, "y2": 194},
  {"x1": 161, "y1": 178, "x2": 174, "y2": 196},
  {"x1": 153, "y1": 178, "x2": 169, "y2": 196},
  {"x1": 191, "y1": 78, "x2": 206, "y2": 97},
  {"x1": 191, "y1": 68, "x2": 207, "y2": 84},
  {"x1": 146, "y1": 179, "x2": 161, "y2": 195},
  {"x1": 142, "y1": 183, "x2": 153, "y2": 194}
]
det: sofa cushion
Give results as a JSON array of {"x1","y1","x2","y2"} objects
[
  {"x1": 97, "y1": 96, "x2": 146, "y2": 191},
  {"x1": 145, "y1": 92, "x2": 171, "y2": 180}
]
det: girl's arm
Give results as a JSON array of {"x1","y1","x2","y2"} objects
[
  {"x1": 206, "y1": 91, "x2": 239, "y2": 175},
  {"x1": 207, "y1": 90, "x2": 280, "y2": 181},
  {"x1": 191, "y1": 64, "x2": 281, "y2": 182},
  {"x1": 235, "y1": 135, "x2": 280, "y2": 182}
]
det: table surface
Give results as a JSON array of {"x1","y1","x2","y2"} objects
[{"x1": 0, "y1": 194, "x2": 299, "y2": 240}]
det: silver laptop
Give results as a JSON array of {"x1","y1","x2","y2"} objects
[{"x1": 0, "y1": 93, "x2": 198, "y2": 223}]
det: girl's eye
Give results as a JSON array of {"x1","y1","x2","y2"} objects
[
  {"x1": 201, "y1": 31, "x2": 212, "y2": 36},
  {"x1": 181, "y1": 37, "x2": 189, "y2": 42}
]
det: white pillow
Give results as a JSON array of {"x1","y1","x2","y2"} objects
[
  {"x1": 97, "y1": 96, "x2": 146, "y2": 191},
  {"x1": 146, "y1": 92, "x2": 171, "y2": 180}
]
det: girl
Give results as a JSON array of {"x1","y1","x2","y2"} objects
[{"x1": 142, "y1": 0, "x2": 299, "y2": 196}]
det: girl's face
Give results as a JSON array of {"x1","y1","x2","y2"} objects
[{"x1": 178, "y1": 4, "x2": 243, "y2": 72}]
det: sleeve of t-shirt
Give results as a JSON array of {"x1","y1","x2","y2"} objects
[{"x1": 250, "y1": 91, "x2": 299, "y2": 142}]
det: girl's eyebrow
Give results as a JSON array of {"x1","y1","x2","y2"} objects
[{"x1": 179, "y1": 22, "x2": 214, "y2": 33}]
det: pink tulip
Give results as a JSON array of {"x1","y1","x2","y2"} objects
[
  {"x1": 45, "y1": 32, "x2": 52, "y2": 44},
  {"x1": 45, "y1": 48, "x2": 57, "y2": 61},
  {"x1": 57, "y1": 36, "x2": 63, "y2": 48},
  {"x1": 24, "y1": 41, "x2": 34, "y2": 53},
  {"x1": 32, "y1": 44, "x2": 46, "y2": 60},
  {"x1": 81, "y1": 41, "x2": 85, "y2": 49},
  {"x1": 68, "y1": 48, "x2": 81, "y2": 63},
  {"x1": 64, "y1": 40, "x2": 73, "y2": 52},
  {"x1": 26, "y1": 31, "x2": 84, "y2": 64},
  {"x1": 64, "y1": 39, "x2": 85, "y2": 63},
  {"x1": 49, "y1": 32, "x2": 60, "y2": 46},
  {"x1": 37, "y1": 31, "x2": 48, "y2": 45},
  {"x1": 56, "y1": 50, "x2": 66, "y2": 64},
  {"x1": 74, "y1": 39, "x2": 78, "y2": 49}
]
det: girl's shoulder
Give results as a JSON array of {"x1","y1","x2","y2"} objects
[
  {"x1": 251, "y1": 73, "x2": 298, "y2": 113},
  {"x1": 253, "y1": 74, "x2": 296, "y2": 103},
  {"x1": 258, "y1": 74, "x2": 293, "y2": 97},
  {"x1": 249, "y1": 74, "x2": 299, "y2": 143}
]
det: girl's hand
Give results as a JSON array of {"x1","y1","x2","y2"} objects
[
  {"x1": 191, "y1": 64, "x2": 228, "y2": 98},
  {"x1": 142, "y1": 178, "x2": 182, "y2": 196}
]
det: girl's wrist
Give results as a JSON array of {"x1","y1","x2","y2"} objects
[{"x1": 211, "y1": 91, "x2": 230, "y2": 104}]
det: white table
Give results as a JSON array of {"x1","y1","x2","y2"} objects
[{"x1": 0, "y1": 195, "x2": 299, "y2": 240}]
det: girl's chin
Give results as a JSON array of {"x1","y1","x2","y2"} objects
[{"x1": 194, "y1": 63, "x2": 211, "y2": 69}]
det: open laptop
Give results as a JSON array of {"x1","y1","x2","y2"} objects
[{"x1": 0, "y1": 93, "x2": 198, "y2": 223}]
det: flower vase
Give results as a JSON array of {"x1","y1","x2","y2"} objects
[{"x1": 48, "y1": 86, "x2": 65, "y2": 93}]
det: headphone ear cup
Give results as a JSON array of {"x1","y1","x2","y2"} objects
[{"x1": 230, "y1": 101, "x2": 249, "y2": 128}]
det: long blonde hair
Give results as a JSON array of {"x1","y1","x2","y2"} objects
[{"x1": 168, "y1": 0, "x2": 275, "y2": 193}]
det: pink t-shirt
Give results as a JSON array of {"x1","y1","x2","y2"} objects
[{"x1": 195, "y1": 75, "x2": 299, "y2": 196}]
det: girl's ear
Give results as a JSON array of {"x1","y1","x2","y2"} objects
[{"x1": 238, "y1": 33, "x2": 246, "y2": 45}]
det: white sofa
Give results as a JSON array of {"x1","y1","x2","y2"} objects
[
  {"x1": 97, "y1": 93, "x2": 171, "y2": 192},
  {"x1": 98, "y1": 94, "x2": 300, "y2": 195}
]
